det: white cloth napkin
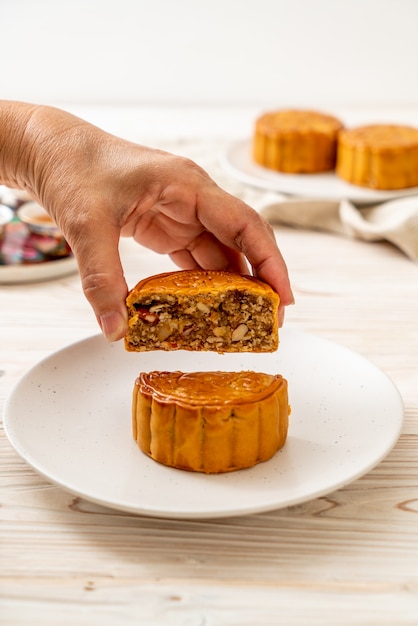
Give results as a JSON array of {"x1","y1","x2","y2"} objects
[{"x1": 257, "y1": 193, "x2": 418, "y2": 262}]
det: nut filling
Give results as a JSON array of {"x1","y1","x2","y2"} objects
[{"x1": 126, "y1": 290, "x2": 277, "y2": 353}]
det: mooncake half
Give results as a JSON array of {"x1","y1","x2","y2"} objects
[
  {"x1": 132, "y1": 370, "x2": 290, "y2": 473},
  {"x1": 125, "y1": 269, "x2": 280, "y2": 353}
]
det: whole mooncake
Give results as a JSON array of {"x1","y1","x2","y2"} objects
[
  {"x1": 336, "y1": 124, "x2": 418, "y2": 190},
  {"x1": 132, "y1": 370, "x2": 290, "y2": 473},
  {"x1": 253, "y1": 109, "x2": 344, "y2": 173},
  {"x1": 125, "y1": 269, "x2": 280, "y2": 353}
]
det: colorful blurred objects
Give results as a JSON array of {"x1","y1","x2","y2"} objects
[{"x1": 0, "y1": 187, "x2": 72, "y2": 267}]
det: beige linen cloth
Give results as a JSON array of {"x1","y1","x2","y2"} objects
[{"x1": 256, "y1": 192, "x2": 418, "y2": 262}]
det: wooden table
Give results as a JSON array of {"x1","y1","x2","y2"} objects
[{"x1": 1, "y1": 117, "x2": 418, "y2": 625}]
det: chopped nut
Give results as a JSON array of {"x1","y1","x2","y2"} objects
[
  {"x1": 196, "y1": 301, "x2": 210, "y2": 314},
  {"x1": 231, "y1": 323, "x2": 249, "y2": 342},
  {"x1": 136, "y1": 307, "x2": 159, "y2": 324},
  {"x1": 149, "y1": 304, "x2": 167, "y2": 313},
  {"x1": 158, "y1": 323, "x2": 173, "y2": 341}
]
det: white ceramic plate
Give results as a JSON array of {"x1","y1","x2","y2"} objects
[
  {"x1": 3, "y1": 329, "x2": 403, "y2": 519},
  {"x1": 0, "y1": 254, "x2": 78, "y2": 284},
  {"x1": 220, "y1": 139, "x2": 418, "y2": 204}
]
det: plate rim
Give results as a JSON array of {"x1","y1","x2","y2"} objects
[{"x1": 0, "y1": 253, "x2": 78, "y2": 284}]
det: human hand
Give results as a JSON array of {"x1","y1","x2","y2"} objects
[{"x1": 0, "y1": 102, "x2": 293, "y2": 341}]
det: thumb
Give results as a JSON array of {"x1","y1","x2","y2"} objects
[{"x1": 71, "y1": 223, "x2": 128, "y2": 342}]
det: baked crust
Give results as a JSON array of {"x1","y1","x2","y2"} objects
[
  {"x1": 253, "y1": 109, "x2": 344, "y2": 173},
  {"x1": 125, "y1": 270, "x2": 280, "y2": 353},
  {"x1": 336, "y1": 124, "x2": 418, "y2": 189},
  {"x1": 132, "y1": 370, "x2": 290, "y2": 473}
]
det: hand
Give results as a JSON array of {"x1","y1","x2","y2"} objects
[{"x1": 0, "y1": 102, "x2": 294, "y2": 341}]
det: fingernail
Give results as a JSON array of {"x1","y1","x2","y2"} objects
[
  {"x1": 285, "y1": 287, "x2": 295, "y2": 306},
  {"x1": 99, "y1": 311, "x2": 127, "y2": 342}
]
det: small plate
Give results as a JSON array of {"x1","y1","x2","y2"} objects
[
  {"x1": 3, "y1": 329, "x2": 403, "y2": 519},
  {"x1": 220, "y1": 139, "x2": 418, "y2": 205},
  {"x1": 0, "y1": 254, "x2": 77, "y2": 284},
  {"x1": 0, "y1": 202, "x2": 76, "y2": 284}
]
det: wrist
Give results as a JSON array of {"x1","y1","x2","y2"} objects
[
  {"x1": 0, "y1": 101, "x2": 99, "y2": 205},
  {"x1": 0, "y1": 100, "x2": 40, "y2": 191}
]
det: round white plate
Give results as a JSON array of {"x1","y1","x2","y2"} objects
[
  {"x1": 3, "y1": 329, "x2": 403, "y2": 519},
  {"x1": 220, "y1": 139, "x2": 418, "y2": 204},
  {"x1": 0, "y1": 254, "x2": 78, "y2": 284}
]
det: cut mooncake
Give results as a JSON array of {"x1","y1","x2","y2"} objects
[
  {"x1": 125, "y1": 269, "x2": 280, "y2": 353},
  {"x1": 253, "y1": 109, "x2": 344, "y2": 173},
  {"x1": 132, "y1": 370, "x2": 290, "y2": 473},
  {"x1": 336, "y1": 124, "x2": 418, "y2": 190}
]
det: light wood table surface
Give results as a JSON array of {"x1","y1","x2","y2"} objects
[{"x1": 1, "y1": 112, "x2": 418, "y2": 625}]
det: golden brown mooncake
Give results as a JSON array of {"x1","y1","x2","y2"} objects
[
  {"x1": 253, "y1": 109, "x2": 344, "y2": 173},
  {"x1": 132, "y1": 370, "x2": 290, "y2": 473},
  {"x1": 125, "y1": 269, "x2": 280, "y2": 354},
  {"x1": 336, "y1": 124, "x2": 418, "y2": 190}
]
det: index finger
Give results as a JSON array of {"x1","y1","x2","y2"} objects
[{"x1": 197, "y1": 190, "x2": 294, "y2": 306}]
